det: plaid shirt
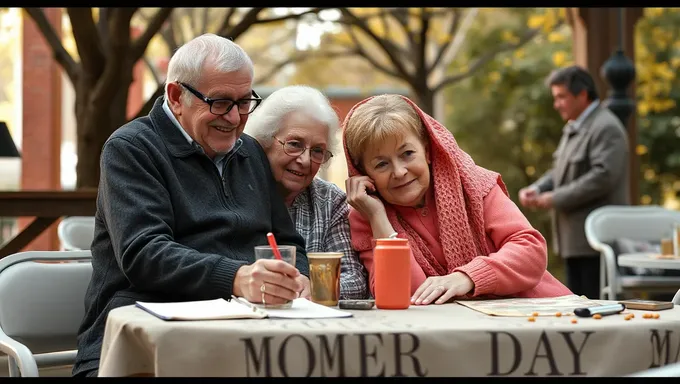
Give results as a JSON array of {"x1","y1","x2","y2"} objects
[{"x1": 288, "y1": 178, "x2": 370, "y2": 299}]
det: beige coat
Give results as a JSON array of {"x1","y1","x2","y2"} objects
[{"x1": 533, "y1": 105, "x2": 630, "y2": 258}]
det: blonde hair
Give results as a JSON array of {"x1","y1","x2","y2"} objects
[{"x1": 344, "y1": 94, "x2": 426, "y2": 169}]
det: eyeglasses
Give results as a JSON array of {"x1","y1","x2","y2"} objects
[
  {"x1": 179, "y1": 82, "x2": 262, "y2": 116},
  {"x1": 273, "y1": 136, "x2": 333, "y2": 164}
]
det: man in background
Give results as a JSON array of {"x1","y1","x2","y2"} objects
[{"x1": 518, "y1": 65, "x2": 629, "y2": 300}]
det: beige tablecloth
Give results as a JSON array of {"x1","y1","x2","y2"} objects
[{"x1": 99, "y1": 301, "x2": 680, "y2": 377}]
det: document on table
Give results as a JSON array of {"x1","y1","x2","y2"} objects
[
  {"x1": 455, "y1": 294, "x2": 602, "y2": 317},
  {"x1": 136, "y1": 297, "x2": 352, "y2": 321}
]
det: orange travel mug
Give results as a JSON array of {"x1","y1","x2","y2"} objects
[{"x1": 374, "y1": 238, "x2": 411, "y2": 310}]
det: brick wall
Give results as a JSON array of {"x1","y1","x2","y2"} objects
[{"x1": 20, "y1": 8, "x2": 63, "y2": 251}]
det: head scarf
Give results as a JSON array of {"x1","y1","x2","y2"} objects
[{"x1": 342, "y1": 95, "x2": 508, "y2": 276}]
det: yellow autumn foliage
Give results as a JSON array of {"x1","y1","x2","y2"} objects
[
  {"x1": 552, "y1": 51, "x2": 567, "y2": 67},
  {"x1": 547, "y1": 31, "x2": 565, "y2": 43},
  {"x1": 635, "y1": 8, "x2": 680, "y2": 117}
]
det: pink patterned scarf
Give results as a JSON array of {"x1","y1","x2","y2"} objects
[{"x1": 342, "y1": 95, "x2": 508, "y2": 276}]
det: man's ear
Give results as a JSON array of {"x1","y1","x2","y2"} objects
[
  {"x1": 577, "y1": 89, "x2": 589, "y2": 106},
  {"x1": 166, "y1": 82, "x2": 183, "y2": 114}
]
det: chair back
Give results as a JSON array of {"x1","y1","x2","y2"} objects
[
  {"x1": 57, "y1": 216, "x2": 95, "y2": 251},
  {"x1": 0, "y1": 251, "x2": 92, "y2": 354},
  {"x1": 586, "y1": 205, "x2": 680, "y2": 247}
]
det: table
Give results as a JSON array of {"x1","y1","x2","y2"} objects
[
  {"x1": 0, "y1": 190, "x2": 97, "y2": 259},
  {"x1": 99, "y1": 301, "x2": 680, "y2": 377},
  {"x1": 618, "y1": 253, "x2": 680, "y2": 271}
]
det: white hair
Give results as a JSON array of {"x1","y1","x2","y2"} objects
[
  {"x1": 164, "y1": 33, "x2": 254, "y2": 104},
  {"x1": 245, "y1": 86, "x2": 340, "y2": 159}
]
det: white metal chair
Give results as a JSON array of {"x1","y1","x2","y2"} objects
[
  {"x1": 0, "y1": 251, "x2": 92, "y2": 377},
  {"x1": 57, "y1": 216, "x2": 95, "y2": 251},
  {"x1": 673, "y1": 288, "x2": 680, "y2": 305},
  {"x1": 585, "y1": 205, "x2": 680, "y2": 300}
]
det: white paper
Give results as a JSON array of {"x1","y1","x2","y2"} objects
[
  {"x1": 135, "y1": 298, "x2": 352, "y2": 321},
  {"x1": 265, "y1": 298, "x2": 353, "y2": 319},
  {"x1": 136, "y1": 299, "x2": 266, "y2": 321}
]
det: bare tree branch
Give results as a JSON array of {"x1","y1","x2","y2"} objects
[
  {"x1": 97, "y1": 8, "x2": 110, "y2": 47},
  {"x1": 134, "y1": 86, "x2": 164, "y2": 120},
  {"x1": 91, "y1": 8, "x2": 136, "y2": 106},
  {"x1": 188, "y1": 8, "x2": 197, "y2": 35},
  {"x1": 429, "y1": 8, "x2": 479, "y2": 88},
  {"x1": 379, "y1": 9, "x2": 393, "y2": 44},
  {"x1": 218, "y1": 8, "x2": 264, "y2": 38},
  {"x1": 143, "y1": 55, "x2": 163, "y2": 86},
  {"x1": 23, "y1": 8, "x2": 79, "y2": 84},
  {"x1": 248, "y1": 26, "x2": 299, "y2": 63},
  {"x1": 338, "y1": 8, "x2": 411, "y2": 79},
  {"x1": 200, "y1": 7, "x2": 210, "y2": 34},
  {"x1": 253, "y1": 8, "x2": 324, "y2": 24},
  {"x1": 416, "y1": 8, "x2": 430, "y2": 78},
  {"x1": 130, "y1": 8, "x2": 174, "y2": 62},
  {"x1": 221, "y1": 8, "x2": 324, "y2": 41},
  {"x1": 67, "y1": 8, "x2": 105, "y2": 77},
  {"x1": 433, "y1": 25, "x2": 549, "y2": 93},
  {"x1": 160, "y1": 15, "x2": 179, "y2": 52},
  {"x1": 217, "y1": 8, "x2": 239, "y2": 37},
  {"x1": 392, "y1": 8, "x2": 416, "y2": 52},
  {"x1": 255, "y1": 49, "x2": 358, "y2": 85},
  {"x1": 336, "y1": 8, "x2": 412, "y2": 64},
  {"x1": 346, "y1": 26, "x2": 401, "y2": 79},
  {"x1": 428, "y1": 9, "x2": 461, "y2": 72}
]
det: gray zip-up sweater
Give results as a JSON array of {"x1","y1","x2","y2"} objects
[{"x1": 73, "y1": 97, "x2": 307, "y2": 376}]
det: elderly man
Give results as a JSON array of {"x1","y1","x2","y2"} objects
[
  {"x1": 72, "y1": 34, "x2": 309, "y2": 377},
  {"x1": 518, "y1": 65, "x2": 629, "y2": 300}
]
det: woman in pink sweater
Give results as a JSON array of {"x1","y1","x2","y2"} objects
[{"x1": 343, "y1": 94, "x2": 572, "y2": 305}]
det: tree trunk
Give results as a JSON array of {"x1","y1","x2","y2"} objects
[
  {"x1": 410, "y1": 86, "x2": 436, "y2": 117},
  {"x1": 75, "y1": 65, "x2": 134, "y2": 188}
]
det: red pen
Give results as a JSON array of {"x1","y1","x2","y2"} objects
[{"x1": 266, "y1": 232, "x2": 283, "y2": 260}]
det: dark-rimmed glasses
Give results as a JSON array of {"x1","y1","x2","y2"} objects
[
  {"x1": 273, "y1": 136, "x2": 334, "y2": 164},
  {"x1": 179, "y1": 82, "x2": 262, "y2": 116}
]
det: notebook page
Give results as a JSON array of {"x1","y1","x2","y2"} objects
[
  {"x1": 136, "y1": 298, "x2": 266, "y2": 321},
  {"x1": 264, "y1": 298, "x2": 353, "y2": 319}
]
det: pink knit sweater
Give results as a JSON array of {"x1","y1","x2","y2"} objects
[
  {"x1": 342, "y1": 94, "x2": 571, "y2": 300},
  {"x1": 349, "y1": 185, "x2": 572, "y2": 298}
]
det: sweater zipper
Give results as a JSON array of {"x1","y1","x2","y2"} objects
[
  {"x1": 208, "y1": 160, "x2": 229, "y2": 210},
  {"x1": 220, "y1": 150, "x2": 239, "y2": 207}
]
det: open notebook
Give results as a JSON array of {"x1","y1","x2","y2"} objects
[{"x1": 136, "y1": 297, "x2": 353, "y2": 321}]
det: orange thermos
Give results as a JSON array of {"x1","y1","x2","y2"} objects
[{"x1": 374, "y1": 238, "x2": 411, "y2": 309}]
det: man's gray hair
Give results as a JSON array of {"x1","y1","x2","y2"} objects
[
  {"x1": 245, "y1": 86, "x2": 340, "y2": 157},
  {"x1": 164, "y1": 33, "x2": 254, "y2": 104}
]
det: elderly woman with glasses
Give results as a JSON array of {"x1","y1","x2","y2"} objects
[{"x1": 245, "y1": 85, "x2": 369, "y2": 300}]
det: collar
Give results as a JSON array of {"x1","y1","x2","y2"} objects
[
  {"x1": 568, "y1": 99, "x2": 600, "y2": 132},
  {"x1": 149, "y1": 96, "x2": 249, "y2": 159},
  {"x1": 162, "y1": 98, "x2": 194, "y2": 144}
]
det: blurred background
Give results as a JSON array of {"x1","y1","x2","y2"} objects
[{"x1": 1, "y1": 7, "x2": 680, "y2": 282}]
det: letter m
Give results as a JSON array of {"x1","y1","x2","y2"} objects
[
  {"x1": 242, "y1": 336, "x2": 275, "y2": 376},
  {"x1": 649, "y1": 330, "x2": 673, "y2": 368}
]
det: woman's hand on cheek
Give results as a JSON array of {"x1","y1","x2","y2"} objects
[
  {"x1": 345, "y1": 176, "x2": 386, "y2": 220},
  {"x1": 411, "y1": 272, "x2": 475, "y2": 305}
]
